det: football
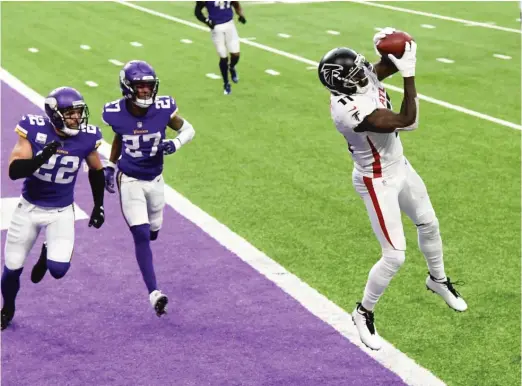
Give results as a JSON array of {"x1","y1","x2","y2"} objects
[{"x1": 376, "y1": 30, "x2": 414, "y2": 59}]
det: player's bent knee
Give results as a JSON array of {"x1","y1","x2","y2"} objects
[
  {"x1": 4, "y1": 249, "x2": 26, "y2": 271},
  {"x1": 216, "y1": 46, "x2": 228, "y2": 58},
  {"x1": 382, "y1": 249, "x2": 406, "y2": 270},
  {"x1": 4, "y1": 256, "x2": 25, "y2": 271},
  {"x1": 47, "y1": 261, "x2": 70, "y2": 279},
  {"x1": 417, "y1": 217, "x2": 440, "y2": 237}
]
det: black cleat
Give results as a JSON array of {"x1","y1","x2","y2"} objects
[
  {"x1": 155, "y1": 295, "x2": 168, "y2": 317},
  {"x1": 224, "y1": 83, "x2": 231, "y2": 95},
  {"x1": 31, "y1": 243, "x2": 48, "y2": 284},
  {"x1": 230, "y1": 67, "x2": 238, "y2": 83},
  {"x1": 1, "y1": 307, "x2": 15, "y2": 331}
]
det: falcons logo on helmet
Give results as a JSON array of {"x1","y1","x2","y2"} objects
[{"x1": 320, "y1": 63, "x2": 343, "y2": 87}]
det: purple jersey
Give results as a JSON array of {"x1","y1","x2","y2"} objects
[
  {"x1": 102, "y1": 96, "x2": 178, "y2": 181},
  {"x1": 14, "y1": 114, "x2": 103, "y2": 208},
  {"x1": 205, "y1": 1, "x2": 233, "y2": 25}
]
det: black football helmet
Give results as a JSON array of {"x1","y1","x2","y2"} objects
[{"x1": 318, "y1": 47, "x2": 372, "y2": 95}]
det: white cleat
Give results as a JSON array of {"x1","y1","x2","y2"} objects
[
  {"x1": 149, "y1": 290, "x2": 169, "y2": 317},
  {"x1": 351, "y1": 303, "x2": 382, "y2": 351},
  {"x1": 426, "y1": 274, "x2": 467, "y2": 312}
]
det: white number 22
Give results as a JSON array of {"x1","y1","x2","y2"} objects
[{"x1": 34, "y1": 154, "x2": 80, "y2": 184}]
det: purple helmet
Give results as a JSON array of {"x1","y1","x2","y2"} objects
[
  {"x1": 44, "y1": 87, "x2": 89, "y2": 136},
  {"x1": 120, "y1": 60, "x2": 159, "y2": 108}
]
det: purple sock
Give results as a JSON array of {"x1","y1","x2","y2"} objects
[
  {"x1": 219, "y1": 58, "x2": 229, "y2": 84},
  {"x1": 1, "y1": 266, "x2": 23, "y2": 309},
  {"x1": 130, "y1": 224, "x2": 158, "y2": 294}
]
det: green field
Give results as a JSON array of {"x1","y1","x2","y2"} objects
[{"x1": 1, "y1": 1, "x2": 520, "y2": 385}]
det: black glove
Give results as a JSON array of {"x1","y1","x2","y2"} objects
[
  {"x1": 238, "y1": 15, "x2": 246, "y2": 24},
  {"x1": 36, "y1": 140, "x2": 60, "y2": 163},
  {"x1": 205, "y1": 18, "x2": 215, "y2": 29},
  {"x1": 88, "y1": 205, "x2": 105, "y2": 229}
]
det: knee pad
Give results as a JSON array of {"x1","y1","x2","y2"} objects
[
  {"x1": 382, "y1": 249, "x2": 406, "y2": 270},
  {"x1": 131, "y1": 224, "x2": 151, "y2": 244},
  {"x1": 417, "y1": 217, "x2": 440, "y2": 238},
  {"x1": 47, "y1": 261, "x2": 70, "y2": 279}
]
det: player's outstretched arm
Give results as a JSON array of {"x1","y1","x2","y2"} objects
[
  {"x1": 8, "y1": 136, "x2": 59, "y2": 180},
  {"x1": 159, "y1": 115, "x2": 196, "y2": 155},
  {"x1": 232, "y1": 2, "x2": 246, "y2": 23},
  {"x1": 86, "y1": 151, "x2": 105, "y2": 229},
  {"x1": 104, "y1": 134, "x2": 122, "y2": 193},
  {"x1": 372, "y1": 27, "x2": 399, "y2": 81},
  {"x1": 355, "y1": 42, "x2": 418, "y2": 134}
]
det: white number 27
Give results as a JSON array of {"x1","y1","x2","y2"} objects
[{"x1": 123, "y1": 132, "x2": 162, "y2": 158}]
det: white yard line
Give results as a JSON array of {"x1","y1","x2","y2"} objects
[
  {"x1": 115, "y1": 0, "x2": 522, "y2": 131},
  {"x1": 1, "y1": 67, "x2": 447, "y2": 386},
  {"x1": 247, "y1": 0, "x2": 520, "y2": 34},
  {"x1": 346, "y1": 0, "x2": 521, "y2": 34}
]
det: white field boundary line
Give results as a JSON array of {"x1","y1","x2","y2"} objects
[
  {"x1": 248, "y1": 0, "x2": 522, "y2": 34},
  {"x1": 115, "y1": 0, "x2": 522, "y2": 131},
  {"x1": 0, "y1": 68, "x2": 446, "y2": 386},
  {"x1": 346, "y1": 0, "x2": 522, "y2": 34}
]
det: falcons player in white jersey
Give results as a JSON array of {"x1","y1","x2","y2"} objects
[{"x1": 318, "y1": 28, "x2": 467, "y2": 351}]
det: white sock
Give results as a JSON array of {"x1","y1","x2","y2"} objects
[{"x1": 361, "y1": 250, "x2": 405, "y2": 311}]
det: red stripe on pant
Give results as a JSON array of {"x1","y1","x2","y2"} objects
[
  {"x1": 366, "y1": 137, "x2": 382, "y2": 178},
  {"x1": 363, "y1": 176, "x2": 395, "y2": 249}
]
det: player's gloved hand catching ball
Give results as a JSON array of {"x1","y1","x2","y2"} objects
[
  {"x1": 388, "y1": 41, "x2": 417, "y2": 78},
  {"x1": 373, "y1": 27, "x2": 397, "y2": 56}
]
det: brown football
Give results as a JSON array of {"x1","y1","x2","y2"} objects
[{"x1": 376, "y1": 31, "x2": 414, "y2": 59}]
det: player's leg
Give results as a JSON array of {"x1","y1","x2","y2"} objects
[
  {"x1": 2, "y1": 200, "x2": 41, "y2": 329},
  {"x1": 351, "y1": 173, "x2": 407, "y2": 350},
  {"x1": 30, "y1": 242, "x2": 48, "y2": 284},
  {"x1": 146, "y1": 175, "x2": 166, "y2": 241},
  {"x1": 117, "y1": 172, "x2": 165, "y2": 315},
  {"x1": 398, "y1": 159, "x2": 467, "y2": 311},
  {"x1": 144, "y1": 175, "x2": 168, "y2": 316},
  {"x1": 44, "y1": 205, "x2": 75, "y2": 280},
  {"x1": 226, "y1": 21, "x2": 241, "y2": 83},
  {"x1": 211, "y1": 24, "x2": 231, "y2": 94}
]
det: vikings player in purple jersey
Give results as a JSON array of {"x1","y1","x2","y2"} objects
[
  {"x1": 1, "y1": 87, "x2": 105, "y2": 330},
  {"x1": 103, "y1": 60, "x2": 196, "y2": 317},
  {"x1": 195, "y1": 1, "x2": 246, "y2": 95}
]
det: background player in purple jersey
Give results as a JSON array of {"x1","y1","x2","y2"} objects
[
  {"x1": 1, "y1": 87, "x2": 106, "y2": 330},
  {"x1": 103, "y1": 60, "x2": 196, "y2": 317},
  {"x1": 195, "y1": 1, "x2": 246, "y2": 95}
]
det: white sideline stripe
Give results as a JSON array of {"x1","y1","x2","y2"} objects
[
  {"x1": 346, "y1": 0, "x2": 522, "y2": 34},
  {"x1": 115, "y1": 0, "x2": 522, "y2": 131},
  {"x1": 240, "y1": 0, "x2": 520, "y2": 33},
  {"x1": 1, "y1": 67, "x2": 447, "y2": 386}
]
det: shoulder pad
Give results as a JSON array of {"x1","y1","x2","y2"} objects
[
  {"x1": 102, "y1": 99, "x2": 124, "y2": 126},
  {"x1": 155, "y1": 95, "x2": 178, "y2": 117},
  {"x1": 15, "y1": 114, "x2": 51, "y2": 142}
]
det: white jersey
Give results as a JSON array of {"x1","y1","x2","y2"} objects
[{"x1": 330, "y1": 69, "x2": 404, "y2": 178}]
